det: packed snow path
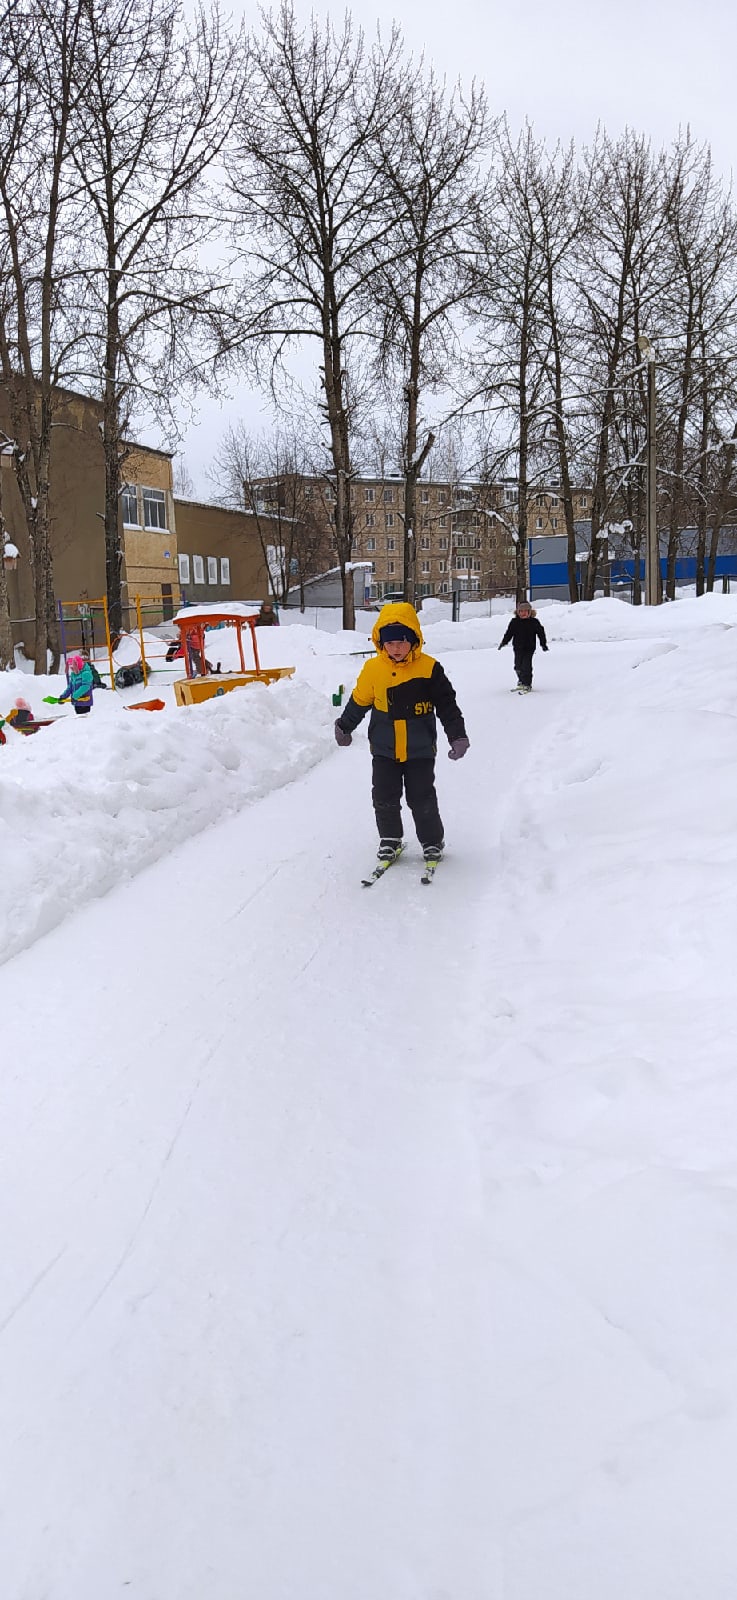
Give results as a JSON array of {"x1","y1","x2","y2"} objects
[{"x1": 2, "y1": 606, "x2": 737, "y2": 1598}]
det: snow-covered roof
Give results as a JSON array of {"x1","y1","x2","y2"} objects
[
  {"x1": 288, "y1": 562, "x2": 372, "y2": 592},
  {"x1": 173, "y1": 495, "x2": 293, "y2": 522},
  {"x1": 173, "y1": 601, "x2": 264, "y2": 623}
]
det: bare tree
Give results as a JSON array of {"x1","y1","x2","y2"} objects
[
  {"x1": 472, "y1": 122, "x2": 554, "y2": 601},
  {"x1": 225, "y1": 4, "x2": 402, "y2": 628},
  {"x1": 656, "y1": 139, "x2": 737, "y2": 595},
  {"x1": 0, "y1": 0, "x2": 86, "y2": 670},
  {"x1": 71, "y1": 0, "x2": 237, "y2": 634},
  {"x1": 573, "y1": 130, "x2": 667, "y2": 598},
  {"x1": 706, "y1": 424, "x2": 737, "y2": 591},
  {"x1": 532, "y1": 141, "x2": 593, "y2": 602},
  {"x1": 368, "y1": 66, "x2": 491, "y2": 604},
  {"x1": 172, "y1": 454, "x2": 195, "y2": 497},
  {"x1": 209, "y1": 421, "x2": 331, "y2": 606}
]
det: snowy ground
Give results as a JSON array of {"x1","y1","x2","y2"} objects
[{"x1": 1, "y1": 595, "x2": 737, "y2": 1597}]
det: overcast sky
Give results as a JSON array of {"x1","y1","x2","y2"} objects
[{"x1": 176, "y1": 0, "x2": 736, "y2": 495}]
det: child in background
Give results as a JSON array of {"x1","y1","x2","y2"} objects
[
  {"x1": 58, "y1": 653, "x2": 95, "y2": 715},
  {"x1": 498, "y1": 600, "x2": 548, "y2": 692},
  {"x1": 4, "y1": 697, "x2": 37, "y2": 734},
  {"x1": 334, "y1": 600, "x2": 469, "y2": 862}
]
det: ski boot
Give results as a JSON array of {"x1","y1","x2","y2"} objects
[{"x1": 377, "y1": 838, "x2": 403, "y2": 863}]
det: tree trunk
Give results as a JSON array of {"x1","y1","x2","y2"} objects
[
  {"x1": 103, "y1": 265, "x2": 125, "y2": 637},
  {"x1": 695, "y1": 373, "x2": 709, "y2": 596},
  {"x1": 706, "y1": 425, "x2": 737, "y2": 590},
  {"x1": 0, "y1": 468, "x2": 15, "y2": 669}
]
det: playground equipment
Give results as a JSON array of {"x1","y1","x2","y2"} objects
[
  {"x1": 57, "y1": 594, "x2": 188, "y2": 690},
  {"x1": 173, "y1": 609, "x2": 295, "y2": 707}
]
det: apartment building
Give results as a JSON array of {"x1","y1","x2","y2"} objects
[{"x1": 254, "y1": 469, "x2": 592, "y2": 602}]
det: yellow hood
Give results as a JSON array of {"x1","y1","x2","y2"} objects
[{"x1": 371, "y1": 600, "x2": 424, "y2": 654}]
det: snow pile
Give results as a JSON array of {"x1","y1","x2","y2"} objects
[
  {"x1": 0, "y1": 677, "x2": 333, "y2": 965},
  {"x1": 421, "y1": 590, "x2": 737, "y2": 654}
]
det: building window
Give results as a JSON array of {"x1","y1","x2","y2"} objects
[
  {"x1": 388, "y1": 561, "x2": 395, "y2": 575},
  {"x1": 143, "y1": 487, "x2": 167, "y2": 530},
  {"x1": 207, "y1": 556, "x2": 218, "y2": 584},
  {"x1": 439, "y1": 535, "x2": 448, "y2": 550},
  {"x1": 383, "y1": 488, "x2": 394, "y2": 503},
  {"x1": 579, "y1": 494, "x2": 588, "y2": 509},
  {"x1": 122, "y1": 485, "x2": 139, "y2": 526},
  {"x1": 387, "y1": 537, "x2": 395, "y2": 551},
  {"x1": 439, "y1": 516, "x2": 447, "y2": 528},
  {"x1": 366, "y1": 536, "x2": 376, "y2": 551},
  {"x1": 439, "y1": 560, "x2": 446, "y2": 573},
  {"x1": 505, "y1": 486, "x2": 518, "y2": 505},
  {"x1": 365, "y1": 513, "x2": 375, "y2": 528},
  {"x1": 421, "y1": 488, "x2": 429, "y2": 503},
  {"x1": 536, "y1": 516, "x2": 543, "y2": 529},
  {"x1": 178, "y1": 553, "x2": 190, "y2": 584},
  {"x1": 193, "y1": 554, "x2": 204, "y2": 584},
  {"x1": 421, "y1": 514, "x2": 430, "y2": 529},
  {"x1": 551, "y1": 517, "x2": 558, "y2": 530},
  {"x1": 420, "y1": 536, "x2": 430, "y2": 549},
  {"x1": 550, "y1": 495, "x2": 559, "y2": 507},
  {"x1": 386, "y1": 513, "x2": 395, "y2": 528},
  {"x1": 220, "y1": 557, "x2": 230, "y2": 585},
  {"x1": 421, "y1": 560, "x2": 430, "y2": 574},
  {"x1": 364, "y1": 486, "x2": 375, "y2": 503},
  {"x1": 438, "y1": 492, "x2": 447, "y2": 506}
]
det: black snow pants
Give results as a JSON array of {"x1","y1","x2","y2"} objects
[
  {"x1": 514, "y1": 645, "x2": 535, "y2": 688},
  {"x1": 371, "y1": 755, "x2": 444, "y2": 848}
]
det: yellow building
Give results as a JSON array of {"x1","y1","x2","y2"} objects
[{"x1": 1, "y1": 383, "x2": 271, "y2": 655}]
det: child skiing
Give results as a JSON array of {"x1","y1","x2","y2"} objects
[
  {"x1": 58, "y1": 653, "x2": 95, "y2": 715},
  {"x1": 334, "y1": 600, "x2": 469, "y2": 866},
  {"x1": 498, "y1": 600, "x2": 548, "y2": 692}
]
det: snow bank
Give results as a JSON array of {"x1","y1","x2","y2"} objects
[
  {"x1": 0, "y1": 677, "x2": 333, "y2": 965},
  {"x1": 421, "y1": 591, "x2": 737, "y2": 654}
]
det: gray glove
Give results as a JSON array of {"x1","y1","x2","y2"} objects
[
  {"x1": 334, "y1": 720, "x2": 352, "y2": 747},
  {"x1": 448, "y1": 736, "x2": 470, "y2": 761}
]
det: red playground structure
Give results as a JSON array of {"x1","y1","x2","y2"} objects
[{"x1": 173, "y1": 609, "x2": 295, "y2": 706}]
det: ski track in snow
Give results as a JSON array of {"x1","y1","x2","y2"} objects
[{"x1": 1, "y1": 599, "x2": 737, "y2": 1598}]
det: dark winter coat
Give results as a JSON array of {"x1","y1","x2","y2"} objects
[
  {"x1": 499, "y1": 614, "x2": 547, "y2": 652},
  {"x1": 337, "y1": 601, "x2": 467, "y2": 763}
]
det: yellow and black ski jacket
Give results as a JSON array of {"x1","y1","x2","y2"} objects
[{"x1": 337, "y1": 602, "x2": 467, "y2": 763}]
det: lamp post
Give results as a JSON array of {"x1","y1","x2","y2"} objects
[{"x1": 637, "y1": 335, "x2": 661, "y2": 606}]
